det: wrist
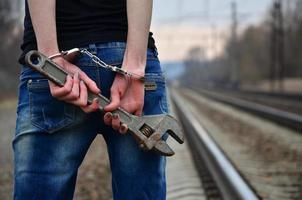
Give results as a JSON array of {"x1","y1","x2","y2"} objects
[
  {"x1": 122, "y1": 48, "x2": 147, "y2": 75},
  {"x1": 122, "y1": 66, "x2": 145, "y2": 77},
  {"x1": 38, "y1": 45, "x2": 59, "y2": 57},
  {"x1": 122, "y1": 58, "x2": 146, "y2": 77}
]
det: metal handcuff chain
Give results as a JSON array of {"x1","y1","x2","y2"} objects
[{"x1": 49, "y1": 48, "x2": 145, "y2": 82}]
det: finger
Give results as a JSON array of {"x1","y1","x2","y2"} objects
[
  {"x1": 103, "y1": 112, "x2": 113, "y2": 125},
  {"x1": 72, "y1": 80, "x2": 87, "y2": 107},
  {"x1": 116, "y1": 76, "x2": 128, "y2": 97},
  {"x1": 119, "y1": 123, "x2": 128, "y2": 134},
  {"x1": 81, "y1": 98, "x2": 99, "y2": 113},
  {"x1": 134, "y1": 110, "x2": 143, "y2": 116},
  {"x1": 79, "y1": 71, "x2": 100, "y2": 94},
  {"x1": 111, "y1": 113, "x2": 121, "y2": 131},
  {"x1": 104, "y1": 89, "x2": 120, "y2": 112},
  {"x1": 64, "y1": 72, "x2": 80, "y2": 101},
  {"x1": 49, "y1": 75, "x2": 73, "y2": 98},
  {"x1": 134, "y1": 104, "x2": 144, "y2": 116}
]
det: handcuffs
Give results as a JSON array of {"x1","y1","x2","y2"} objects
[{"x1": 48, "y1": 48, "x2": 145, "y2": 82}]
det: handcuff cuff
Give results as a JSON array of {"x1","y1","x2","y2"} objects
[{"x1": 48, "y1": 48, "x2": 145, "y2": 82}]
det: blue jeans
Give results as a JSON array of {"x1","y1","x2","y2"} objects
[{"x1": 13, "y1": 42, "x2": 169, "y2": 200}]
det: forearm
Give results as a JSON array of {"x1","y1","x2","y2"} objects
[
  {"x1": 123, "y1": 0, "x2": 153, "y2": 75},
  {"x1": 27, "y1": 0, "x2": 59, "y2": 55}
]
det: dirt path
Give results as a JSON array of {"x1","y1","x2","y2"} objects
[{"x1": 0, "y1": 100, "x2": 16, "y2": 200}]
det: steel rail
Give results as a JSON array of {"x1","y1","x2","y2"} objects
[
  {"x1": 197, "y1": 89, "x2": 302, "y2": 132},
  {"x1": 196, "y1": 87, "x2": 302, "y2": 101},
  {"x1": 227, "y1": 88, "x2": 302, "y2": 101},
  {"x1": 171, "y1": 90, "x2": 259, "y2": 200}
]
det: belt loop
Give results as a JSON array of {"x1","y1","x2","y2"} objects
[{"x1": 88, "y1": 44, "x2": 97, "y2": 55}]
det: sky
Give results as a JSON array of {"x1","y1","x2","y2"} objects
[
  {"x1": 151, "y1": 0, "x2": 275, "y2": 78},
  {"x1": 152, "y1": 0, "x2": 273, "y2": 27},
  {"x1": 151, "y1": 0, "x2": 276, "y2": 62}
]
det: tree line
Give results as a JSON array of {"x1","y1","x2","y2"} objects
[
  {"x1": 0, "y1": 0, "x2": 23, "y2": 98},
  {"x1": 183, "y1": 0, "x2": 302, "y2": 89}
]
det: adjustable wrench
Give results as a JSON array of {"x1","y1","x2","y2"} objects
[{"x1": 25, "y1": 50, "x2": 184, "y2": 156}]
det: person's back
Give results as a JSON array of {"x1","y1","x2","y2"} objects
[
  {"x1": 20, "y1": 0, "x2": 155, "y2": 64},
  {"x1": 14, "y1": 0, "x2": 168, "y2": 199}
]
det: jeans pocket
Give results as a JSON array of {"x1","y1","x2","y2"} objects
[
  {"x1": 27, "y1": 79, "x2": 75, "y2": 133},
  {"x1": 143, "y1": 73, "x2": 169, "y2": 115}
]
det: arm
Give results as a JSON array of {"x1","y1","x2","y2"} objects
[
  {"x1": 104, "y1": 0, "x2": 153, "y2": 133},
  {"x1": 27, "y1": 0, "x2": 100, "y2": 112},
  {"x1": 27, "y1": 0, "x2": 59, "y2": 56},
  {"x1": 123, "y1": 0, "x2": 153, "y2": 76}
]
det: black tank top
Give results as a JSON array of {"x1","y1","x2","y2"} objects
[{"x1": 19, "y1": 0, "x2": 156, "y2": 64}]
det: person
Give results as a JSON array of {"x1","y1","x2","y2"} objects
[{"x1": 13, "y1": 0, "x2": 169, "y2": 199}]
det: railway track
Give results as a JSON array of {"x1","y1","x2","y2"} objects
[
  {"x1": 170, "y1": 89, "x2": 259, "y2": 200},
  {"x1": 227, "y1": 89, "x2": 302, "y2": 102},
  {"x1": 174, "y1": 88, "x2": 302, "y2": 200},
  {"x1": 205, "y1": 88, "x2": 302, "y2": 101},
  {"x1": 212, "y1": 89, "x2": 302, "y2": 116},
  {"x1": 191, "y1": 88, "x2": 302, "y2": 132}
]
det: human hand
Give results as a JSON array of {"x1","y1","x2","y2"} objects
[
  {"x1": 49, "y1": 56, "x2": 101, "y2": 113},
  {"x1": 103, "y1": 72, "x2": 145, "y2": 134}
]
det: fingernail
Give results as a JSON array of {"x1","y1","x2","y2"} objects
[
  {"x1": 80, "y1": 80, "x2": 84, "y2": 85},
  {"x1": 113, "y1": 113, "x2": 118, "y2": 119},
  {"x1": 105, "y1": 112, "x2": 112, "y2": 118},
  {"x1": 121, "y1": 124, "x2": 128, "y2": 133}
]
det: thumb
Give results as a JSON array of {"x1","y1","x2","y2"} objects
[{"x1": 104, "y1": 89, "x2": 120, "y2": 112}]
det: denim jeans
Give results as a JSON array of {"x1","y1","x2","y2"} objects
[{"x1": 13, "y1": 42, "x2": 169, "y2": 200}]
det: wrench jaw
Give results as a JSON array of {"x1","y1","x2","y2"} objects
[
  {"x1": 135, "y1": 114, "x2": 184, "y2": 156},
  {"x1": 161, "y1": 115, "x2": 185, "y2": 144},
  {"x1": 135, "y1": 133, "x2": 175, "y2": 156},
  {"x1": 153, "y1": 141, "x2": 175, "y2": 156},
  {"x1": 142, "y1": 115, "x2": 184, "y2": 144}
]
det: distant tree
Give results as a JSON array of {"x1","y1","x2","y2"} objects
[
  {"x1": 283, "y1": 0, "x2": 302, "y2": 77},
  {"x1": 176, "y1": 0, "x2": 302, "y2": 89},
  {"x1": 0, "y1": 0, "x2": 22, "y2": 98},
  {"x1": 237, "y1": 25, "x2": 270, "y2": 81},
  {"x1": 216, "y1": 0, "x2": 302, "y2": 85}
]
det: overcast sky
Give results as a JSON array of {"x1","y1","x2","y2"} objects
[{"x1": 152, "y1": 0, "x2": 273, "y2": 27}]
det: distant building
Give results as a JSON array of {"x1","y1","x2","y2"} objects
[{"x1": 152, "y1": 25, "x2": 228, "y2": 62}]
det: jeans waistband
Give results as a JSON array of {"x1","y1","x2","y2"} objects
[
  {"x1": 80, "y1": 42, "x2": 157, "y2": 56},
  {"x1": 81, "y1": 42, "x2": 126, "y2": 54}
]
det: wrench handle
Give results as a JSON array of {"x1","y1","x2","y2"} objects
[{"x1": 25, "y1": 50, "x2": 133, "y2": 124}]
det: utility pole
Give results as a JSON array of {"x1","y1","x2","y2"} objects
[
  {"x1": 270, "y1": 2, "x2": 277, "y2": 91},
  {"x1": 270, "y1": 0, "x2": 285, "y2": 91},
  {"x1": 230, "y1": 1, "x2": 239, "y2": 88},
  {"x1": 211, "y1": 24, "x2": 218, "y2": 59}
]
